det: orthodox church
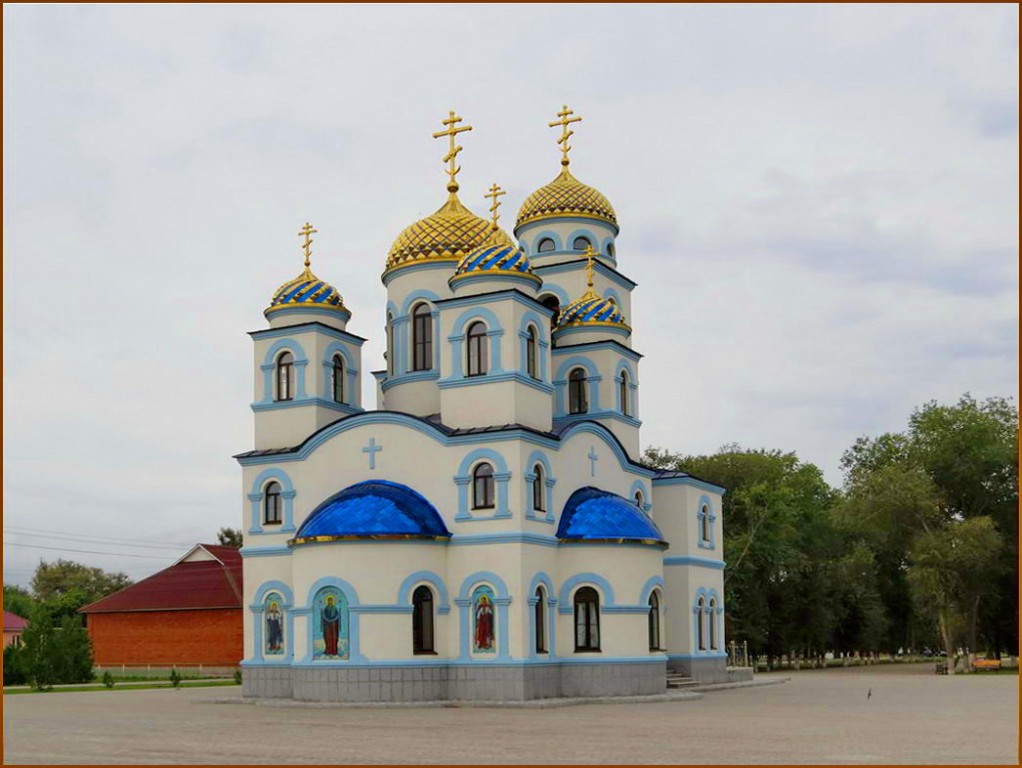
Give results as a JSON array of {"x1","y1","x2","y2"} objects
[{"x1": 236, "y1": 107, "x2": 727, "y2": 702}]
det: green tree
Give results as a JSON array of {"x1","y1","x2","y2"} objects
[
  {"x1": 3, "y1": 583, "x2": 35, "y2": 619},
  {"x1": 907, "y1": 517, "x2": 1003, "y2": 673},
  {"x1": 51, "y1": 614, "x2": 94, "y2": 684},
  {"x1": 3, "y1": 643, "x2": 28, "y2": 685},
  {"x1": 19, "y1": 604, "x2": 58, "y2": 690},
  {"x1": 30, "y1": 560, "x2": 132, "y2": 621},
  {"x1": 216, "y1": 527, "x2": 243, "y2": 548}
]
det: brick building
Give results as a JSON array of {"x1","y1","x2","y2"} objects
[
  {"x1": 4, "y1": 610, "x2": 28, "y2": 648},
  {"x1": 80, "y1": 544, "x2": 243, "y2": 666}
]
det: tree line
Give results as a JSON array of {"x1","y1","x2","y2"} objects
[{"x1": 644, "y1": 394, "x2": 1018, "y2": 672}]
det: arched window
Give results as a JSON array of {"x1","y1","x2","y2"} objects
[
  {"x1": 412, "y1": 303, "x2": 432, "y2": 371},
  {"x1": 472, "y1": 462, "x2": 495, "y2": 509},
  {"x1": 573, "y1": 235, "x2": 591, "y2": 251},
  {"x1": 648, "y1": 591, "x2": 661, "y2": 651},
  {"x1": 532, "y1": 464, "x2": 545, "y2": 513},
  {"x1": 634, "y1": 491, "x2": 644, "y2": 509},
  {"x1": 466, "y1": 321, "x2": 488, "y2": 377},
  {"x1": 412, "y1": 585, "x2": 435, "y2": 654},
  {"x1": 697, "y1": 596, "x2": 707, "y2": 651},
  {"x1": 568, "y1": 368, "x2": 588, "y2": 414},
  {"x1": 526, "y1": 325, "x2": 539, "y2": 379},
  {"x1": 263, "y1": 482, "x2": 282, "y2": 525},
  {"x1": 275, "y1": 352, "x2": 294, "y2": 401},
  {"x1": 709, "y1": 597, "x2": 718, "y2": 650},
  {"x1": 701, "y1": 504, "x2": 711, "y2": 543},
  {"x1": 574, "y1": 586, "x2": 601, "y2": 652},
  {"x1": 606, "y1": 243, "x2": 615, "y2": 259},
  {"x1": 540, "y1": 295, "x2": 560, "y2": 327},
  {"x1": 386, "y1": 312, "x2": 395, "y2": 375},
  {"x1": 535, "y1": 586, "x2": 547, "y2": 654},
  {"x1": 620, "y1": 371, "x2": 630, "y2": 416},
  {"x1": 537, "y1": 237, "x2": 556, "y2": 253},
  {"x1": 332, "y1": 354, "x2": 345, "y2": 403}
]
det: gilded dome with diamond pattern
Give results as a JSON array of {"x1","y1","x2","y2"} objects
[
  {"x1": 515, "y1": 167, "x2": 617, "y2": 231},
  {"x1": 386, "y1": 193, "x2": 498, "y2": 272}
]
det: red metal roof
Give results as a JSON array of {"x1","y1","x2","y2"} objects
[
  {"x1": 80, "y1": 544, "x2": 243, "y2": 614},
  {"x1": 4, "y1": 611, "x2": 28, "y2": 631}
]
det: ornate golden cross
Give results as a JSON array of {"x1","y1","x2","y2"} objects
[
  {"x1": 432, "y1": 110, "x2": 473, "y2": 192},
  {"x1": 582, "y1": 243, "x2": 597, "y2": 290},
  {"x1": 549, "y1": 104, "x2": 582, "y2": 167},
  {"x1": 484, "y1": 183, "x2": 506, "y2": 227},
  {"x1": 298, "y1": 221, "x2": 318, "y2": 269}
]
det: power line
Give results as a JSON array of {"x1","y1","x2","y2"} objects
[
  {"x1": 2, "y1": 542, "x2": 178, "y2": 559},
  {"x1": 4, "y1": 525, "x2": 202, "y2": 549},
  {"x1": 3, "y1": 529, "x2": 194, "y2": 552}
]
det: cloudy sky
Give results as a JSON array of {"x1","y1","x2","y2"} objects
[{"x1": 4, "y1": 5, "x2": 1017, "y2": 585}]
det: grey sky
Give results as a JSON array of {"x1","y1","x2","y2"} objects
[{"x1": 3, "y1": 4, "x2": 1018, "y2": 585}]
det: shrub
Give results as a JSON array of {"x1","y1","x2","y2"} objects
[
  {"x1": 102, "y1": 671, "x2": 115, "y2": 689},
  {"x1": 169, "y1": 668, "x2": 182, "y2": 688},
  {"x1": 233, "y1": 668, "x2": 242, "y2": 685},
  {"x1": 3, "y1": 643, "x2": 28, "y2": 686}
]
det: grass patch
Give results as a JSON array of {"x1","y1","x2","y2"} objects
[{"x1": 4, "y1": 680, "x2": 238, "y2": 695}]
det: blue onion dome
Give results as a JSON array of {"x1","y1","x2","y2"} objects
[
  {"x1": 555, "y1": 250, "x2": 630, "y2": 332},
  {"x1": 291, "y1": 480, "x2": 451, "y2": 544},
  {"x1": 265, "y1": 265, "x2": 348, "y2": 317},
  {"x1": 557, "y1": 486, "x2": 666, "y2": 545},
  {"x1": 450, "y1": 225, "x2": 541, "y2": 286}
]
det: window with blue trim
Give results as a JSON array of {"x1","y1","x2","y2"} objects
[
  {"x1": 620, "y1": 370, "x2": 631, "y2": 417},
  {"x1": 472, "y1": 462, "x2": 495, "y2": 509},
  {"x1": 648, "y1": 590, "x2": 662, "y2": 651},
  {"x1": 526, "y1": 325, "x2": 539, "y2": 379},
  {"x1": 538, "y1": 237, "x2": 556, "y2": 253},
  {"x1": 574, "y1": 586, "x2": 600, "y2": 652},
  {"x1": 412, "y1": 585, "x2": 435, "y2": 654},
  {"x1": 699, "y1": 503, "x2": 712, "y2": 544},
  {"x1": 412, "y1": 303, "x2": 432, "y2": 372},
  {"x1": 532, "y1": 464, "x2": 546, "y2": 513},
  {"x1": 332, "y1": 354, "x2": 345, "y2": 403},
  {"x1": 540, "y1": 294, "x2": 560, "y2": 327},
  {"x1": 535, "y1": 586, "x2": 548, "y2": 654},
  {"x1": 573, "y1": 235, "x2": 591, "y2": 251},
  {"x1": 466, "y1": 321, "x2": 488, "y2": 377},
  {"x1": 569, "y1": 368, "x2": 588, "y2": 414},
  {"x1": 275, "y1": 352, "x2": 294, "y2": 401},
  {"x1": 606, "y1": 243, "x2": 615, "y2": 258},
  {"x1": 386, "y1": 312, "x2": 394, "y2": 375},
  {"x1": 263, "y1": 482, "x2": 282, "y2": 525},
  {"x1": 709, "y1": 596, "x2": 718, "y2": 650},
  {"x1": 697, "y1": 596, "x2": 707, "y2": 650}
]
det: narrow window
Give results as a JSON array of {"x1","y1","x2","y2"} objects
[
  {"x1": 412, "y1": 585, "x2": 435, "y2": 654},
  {"x1": 412, "y1": 303, "x2": 432, "y2": 372},
  {"x1": 535, "y1": 586, "x2": 547, "y2": 654},
  {"x1": 332, "y1": 354, "x2": 345, "y2": 403},
  {"x1": 472, "y1": 462, "x2": 495, "y2": 509},
  {"x1": 701, "y1": 505, "x2": 711, "y2": 542},
  {"x1": 606, "y1": 243, "x2": 615, "y2": 258},
  {"x1": 568, "y1": 368, "x2": 588, "y2": 414},
  {"x1": 697, "y1": 596, "x2": 707, "y2": 651},
  {"x1": 572, "y1": 236, "x2": 591, "y2": 251},
  {"x1": 386, "y1": 312, "x2": 395, "y2": 375},
  {"x1": 275, "y1": 352, "x2": 294, "y2": 401},
  {"x1": 466, "y1": 321, "x2": 488, "y2": 377},
  {"x1": 537, "y1": 237, "x2": 556, "y2": 253},
  {"x1": 526, "y1": 326, "x2": 539, "y2": 379},
  {"x1": 574, "y1": 586, "x2": 601, "y2": 651},
  {"x1": 709, "y1": 597, "x2": 718, "y2": 650},
  {"x1": 263, "y1": 482, "x2": 282, "y2": 525},
  {"x1": 540, "y1": 295, "x2": 560, "y2": 328},
  {"x1": 634, "y1": 491, "x2": 644, "y2": 509},
  {"x1": 532, "y1": 464, "x2": 546, "y2": 513},
  {"x1": 648, "y1": 591, "x2": 661, "y2": 651},
  {"x1": 620, "y1": 371, "x2": 630, "y2": 416}
]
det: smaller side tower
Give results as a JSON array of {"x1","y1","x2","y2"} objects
[{"x1": 251, "y1": 223, "x2": 364, "y2": 450}]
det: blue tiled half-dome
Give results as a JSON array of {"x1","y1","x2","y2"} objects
[
  {"x1": 266, "y1": 267, "x2": 348, "y2": 316},
  {"x1": 292, "y1": 480, "x2": 450, "y2": 544},
  {"x1": 556, "y1": 293, "x2": 628, "y2": 329},
  {"x1": 451, "y1": 238, "x2": 540, "y2": 286},
  {"x1": 557, "y1": 486, "x2": 666, "y2": 544}
]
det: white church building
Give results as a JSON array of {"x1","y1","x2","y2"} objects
[{"x1": 236, "y1": 108, "x2": 727, "y2": 702}]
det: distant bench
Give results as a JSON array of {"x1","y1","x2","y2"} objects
[{"x1": 972, "y1": 658, "x2": 1001, "y2": 671}]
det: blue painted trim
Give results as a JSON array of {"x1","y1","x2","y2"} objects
[
  {"x1": 438, "y1": 370, "x2": 554, "y2": 394},
  {"x1": 523, "y1": 230, "x2": 563, "y2": 254},
  {"x1": 450, "y1": 271, "x2": 540, "y2": 291},
  {"x1": 515, "y1": 215, "x2": 620, "y2": 239},
  {"x1": 399, "y1": 290, "x2": 442, "y2": 317},
  {"x1": 639, "y1": 575, "x2": 665, "y2": 605},
  {"x1": 651, "y1": 475, "x2": 727, "y2": 494},
  {"x1": 524, "y1": 450, "x2": 557, "y2": 523},
  {"x1": 449, "y1": 532, "x2": 559, "y2": 547},
  {"x1": 447, "y1": 305, "x2": 503, "y2": 378},
  {"x1": 518, "y1": 312, "x2": 551, "y2": 384},
  {"x1": 551, "y1": 339, "x2": 642, "y2": 362},
  {"x1": 629, "y1": 479, "x2": 652, "y2": 515},
  {"x1": 240, "y1": 545, "x2": 292, "y2": 558},
  {"x1": 248, "y1": 468, "x2": 296, "y2": 534},
  {"x1": 381, "y1": 369, "x2": 440, "y2": 393},
  {"x1": 251, "y1": 397, "x2": 363, "y2": 415},
  {"x1": 526, "y1": 571, "x2": 556, "y2": 659},
  {"x1": 382, "y1": 258, "x2": 462, "y2": 287},
  {"x1": 321, "y1": 341, "x2": 360, "y2": 409},
  {"x1": 536, "y1": 282, "x2": 570, "y2": 307},
  {"x1": 457, "y1": 572, "x2": 511, "y2": 662},
  {"x1": 248, "y1": 581, "x2": 296, "y2": 663},
  {"x1": 554, "y1": 324, "x2": 631, "y2": 341},
  {"x1": 667, "y1": 652, "x2": 727, "y2": 661},
  {"x1": 692, "y1": 587, "x2": 724, "y2": 654},
  {"x1": 552, "y1": 355, "x2": 601, "y2": 416},
  {"x1": 454, "y1": 448, "x2": 510, "y2": 520},
  {"x1": 263, "y1": 304, "x2": 350, "y2": 323},
  {"x1": 697, "y1": 494, "x2": 718, "y2": 550},
  {"x1": 250, "y1": 322, "x2": 366, "y2": 346},
  {"x1": 434, "y1": 288, "x2": 547, "y2": 313},
  {"x1": 557, "y1": 421, "x2": 650, "y2": 476},
  {"x1": 557, "y1": 572, "x2": 615, "y2": 614},
  {"x1": 531, "y1": 254, "x2": 634, "y2": 288},
  {"x1": 259, "y1": 338, "x2": 308, "y2": 403},
  {"x1": 663, "y1": 555, "x2": 725, "y2": 569},
  {"x1": 396, "y1": 570, "x2": 451, "y2": 614},
  {"x1": 285, "y1": 656, "x2": 667, "y2": 669},
  {"x1": 301, "y1": 576, "x2": 366, "y2": 663},
  {"x1": 553, "y1": 410, "x2": 643, "y2": 429}
]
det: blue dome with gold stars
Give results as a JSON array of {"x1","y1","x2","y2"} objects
[
  {"x1": 557, "y1": 487, "x2": 665, "y2": 544},
  {"x1": 292, "y1": 480, "x2": 451, "y2": 544}
]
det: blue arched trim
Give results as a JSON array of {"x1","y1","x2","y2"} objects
[
  {"x1": 565, "y1": 227, "x2": 598, "y2": 253},
  {"x1": 321, "y1": 342, "x2": 360, "y2": 408},
  {"x1": 697, "y1": 494, "x2": 717, "y2": 550},
  {"x1": 558, "y1": 572, "x2": 616, "y2": 614},
  {"x1": 454, "y1": 447, "x2": 511, "y2": 520},
  {"x1": 629, "y1": 479, "x2": 653, "y2": 515},
  {"x1": 399, "y1": 292, "x2": 441, "y2": 374},
  {"x1": 528, "y1": 231, "x2": 563, "y2": 255},
  {"x1": 456, "y1": 571, "x2": 511, "y2": 661},
  {"x1": 259, "y1": 338, "x2": 309, "y2": 402},
  {"x1": 254, "y1": 580, "x2": 294, "y2": 606},
  {"x1": 517, "y1": 311, "x2": 551, "y2": 383},
  {"x1": 301, "y1": 576, "x2": 366, "y2": 663},
  {"x1": 400, "y1": 289, "x2": 442, "y2": 317},
  {"x1": 639, "y1": 575, "x2": 665, "y2": 605},
  {"x1": 527, "y1": 571, "x2": 557, "y2": 659},
  {"x1": 448, "y1": 305, "x2": 504, "y2": 377},
  {"x1": 248, "y1": 468, "x2": 296, "y2": 534},
  {"x1": 692, "y1": 587, "x2": 724, "y2": 654},
  {"x1": 248, "y1": 580, "x2": 296, "y2": 664},
  {"x1": 553, "y1": 355, "x2": 602, "y2": 416},
  {"x1": 603, "y1": 288, "x2": 622, "y2": 306},
  {"x1": 600, "y1": 235, "x2": 617, "y2": 262},
  {"x1": 397, "y1": 570, "x2": 451, "y2": 614},
  {"x1": 557, "y1": 420, "x2": 642, "y2": 476},
  {"x1": 538, "y1": 283, "x2": 570, "y2": 307},
  {"x1": 524, "y1": 450, "x2": 557, "y2": 523}
]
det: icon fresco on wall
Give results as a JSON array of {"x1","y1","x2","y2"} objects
[
  {"x1": 472, "y1": 585, "x2": 496, "y2": 653},
  {"x1": 264, "y1": 592, "x2": 285, "y2": 655},
  {"x1": 313, "y1": 586, "x2": 349, "y2": 659}
]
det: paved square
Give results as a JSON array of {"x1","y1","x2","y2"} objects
[{"x1": 3, "y1": 665, "x2": 1017, "y2": 764}]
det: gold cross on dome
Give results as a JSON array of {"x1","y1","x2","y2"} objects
[
  {"x1": 582, "y1": 243, "x2": 597, "y2": 290},
  {"x1": 298, "y1": 221, "x2": 318, "y2": 268},
  {"x1": 432, "y1": 110, "x2": 473, "y2": 193},
  {"x1": 484, "y1": 183, "x2": 506, "y2": 227},
  {"x1": 549, "y1": 104, "x2": 582, "y2": 167}
]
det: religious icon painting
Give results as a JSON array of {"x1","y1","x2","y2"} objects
[
  {"x1": 263, "y1": 592, "x2": 285, "y2": 656},
  {"x1": 312, "y1": 586, "x2": 349, "y2": 659},
  {"x1": 472, "y1": 584, "x2": 496, "y2": 653}
]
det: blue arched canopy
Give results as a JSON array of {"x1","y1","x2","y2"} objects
[
  {"x1": 557, "y1": 486, "x2": 666, "y2": 544},
  {"x1": 293, "y1": 480, "x2": 450, "y2": 543}
]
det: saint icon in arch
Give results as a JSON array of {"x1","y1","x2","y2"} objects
[
  {"x1": 472, "y1": 585, "x2": 496, "y2": 653},
  {"x1": 264, "y1": 593, "x2": 284, "y2": 655}
]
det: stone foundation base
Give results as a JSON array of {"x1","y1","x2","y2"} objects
[
  {"x1": 668, "y1": 656, "x2": 729, "y2": 683},
  {"x1": 242, "y1": 660, "x2": 666, "y2": 703}
]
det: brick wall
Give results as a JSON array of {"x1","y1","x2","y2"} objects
[{"x1": 85, "y1": 609, "x2": 242, "y2": 666}]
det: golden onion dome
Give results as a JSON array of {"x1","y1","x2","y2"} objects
[
  {"x1": 515, "y1": 166, "x2": 617, "y2": 230},
  {"x1": 386, "y1": 192, "x2": 495, "y2": 272}
]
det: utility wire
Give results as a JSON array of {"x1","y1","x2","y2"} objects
[
  {"x1": 4, "y1": 525, "x2": 202, "y2": 549},
  {"x1": 2, "y1": 542, "x2": 178, "y2": 559},
  {"x1": 3, "y1": 529, "x2": 195, "y2": 552}
]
